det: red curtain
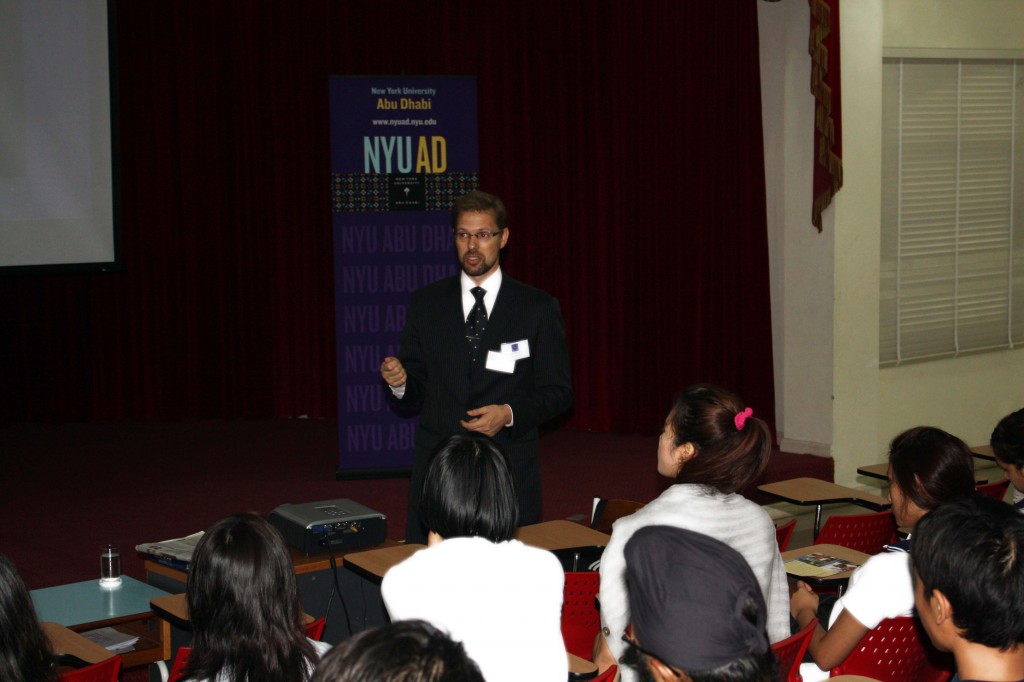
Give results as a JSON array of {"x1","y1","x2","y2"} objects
[
  {"x1": 0, "y1": 0, "x2": 775, "y2": 436},
  {"x1": 809, "y1": 0, "x2": 843, "y2": 230}
]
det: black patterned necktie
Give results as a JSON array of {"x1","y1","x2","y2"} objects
[{"x1": 466, "y1": 287, "x2": 487, "y2": 364}]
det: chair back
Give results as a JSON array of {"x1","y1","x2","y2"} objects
[
  {"x1": 976, "y1": 478, "x2": 1010, "y2": 501},
  {"x1": 829, "y1": 616, "x2": 953, "y2": 681},
  {"x1": 772, "y1": 617, "x2": 815, "y2": 682},
  {"x1": 304, "y1": 616, "x2": 326, "y2": 641},
  {"x1": 59, "y1": 655, "x2": 121, "y2": 682},
  {"x1": 774, "y1": 518, "x2": 797, "y2": 552},
  {"x1": 167, "y1": 646, "x2": 191, "y2": 682},
  {"x1": 814, "y1": 510, "x2": 898, "y2": 555},
  {"x1": 561, "y1": 571, "x2": 602, "y2": 660},
  {"x1": 591, "y1": 498, "x2": 644, "y2": 534}
]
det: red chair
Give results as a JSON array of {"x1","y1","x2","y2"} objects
[
  {"x1": 775, "y1": 518, "x2": 797, "y2": 552},
  {"x1": 813, "y1": 510, "x2": 898, "y2": 555},
  {"x1": 304, "y1": 616, "x2": 326, "y2": 641},
  {"x1": 561, "y1": 571, "x2": 602, "y2": 660},
  {"x1": 59, "y1": 655, "x2": 121, "y2": 682},
  {"x1": 166, "y1": 646, "x2": 191, "y2": 682},
  {"x1": 772, "y1": 618, "x2": 816, "y2": 682},
  {"x1": 592, "y1": 664, "x2": 618, "y2": 681},
  {"x1": 829, "y1": 616, "x2": 953, "y2": 681},
  {"x1": 977, "y1": 478, "x2": 1010, "y2": 502}
]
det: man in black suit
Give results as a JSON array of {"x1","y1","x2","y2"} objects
[{"x1": 381, "y1": 190, "x2": 573, "y2": 542}]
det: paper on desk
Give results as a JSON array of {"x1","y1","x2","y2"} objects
[
  {"x1": 785, "y1": 552, "x2": 860, "y2": 578},
  {"x1": 135, "y1": 531, "x2": 204, "y2": 562},
  {"x1": 81, "y1": 626, "x2": 139, "y2": 652}
]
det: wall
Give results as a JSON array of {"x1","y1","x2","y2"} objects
[{"x1": 760, "y1": 0, "x2": 1024, "y2": 484}]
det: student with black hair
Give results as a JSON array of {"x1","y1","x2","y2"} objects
[
  {"x1": 621, "y1": 526, "x2": 780, "y2": 682},
  {"x1": 178, "y1": 513, "x2": 329, "y2": 682},
  {"x1": 312, "y1": 620, "x2": 484, "y2": 682},
  {"x1": 381, "y1": 433, "x2": 567, "y2": 682},
  {"x1": 0, "y1": 555, "x2": 58, "y2": 682},
  {"x1": 912, "y1": 495, "x2": 1024, "y2": 682},
  {"x1": 792, "y1": 426, "x2": 976, "y2": 680},
  {"x1": 991, "y1": 407, "x2": 1024, "y2": 510}
]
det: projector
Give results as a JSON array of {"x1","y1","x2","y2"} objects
[{"x1": 269, "y1": 498, "x2": 387, "y2": 555}]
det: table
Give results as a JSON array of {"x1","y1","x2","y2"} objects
[
  {"x1": 42, "y1": 621, "x2": 115, "y2": 665},
  {"x1": 31, "y1": 576, "x2": 173, "y2": 667},
  {"x1": 782, "y1": 543, "x2": 868, "y2": 590},
  {"x1": 757, "y1": 478, "x2": 890, "y2": 539},
  {"x1": 855, "y1": 463, "x2": 888, "y2": 481},
  {"x1": 971, "y1": 444, "x2": 996, "y2": 461},
  {"x1": 857, "y1": 462, "x2": 987, "y2": 485},
  {"x1": 345, "y1": 520, "x2": 612, "y2": 584}
]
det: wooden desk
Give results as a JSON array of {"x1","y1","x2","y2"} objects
[
  {"x1": 345, "y1": 520, "x2": 612, "y2": 584},
  {"x1": 782, "y1": 544, "x2": 868, "y2": 586},
  {"x1": 514, "y1": 519, "x2": 610, "y2": 549},
  {"x1": 858, "y1": 462, "x2": 986, "y2": 485},
  {"x1": 31, "y1": 577, "x2": 171, "y2": 668},
  {"x1": 855, "y1": 463, "x2": 889, "y2": 481},
  {"x1": 971, "y1": 444, "x2": 996, "y2": 461},
  {"x1": 568, "y1": 652, "x2": 598, "y2": 678},
  {"x1": 42, "y1": 621, "x2": 115, "y2": 665},
  {"x1": 757, "y1": 478, "x2": 890, "y2": 539}
]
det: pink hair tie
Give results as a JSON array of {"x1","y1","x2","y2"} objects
[{"x1": 734, "y1": 407, "x2": 753, "y2": 430}]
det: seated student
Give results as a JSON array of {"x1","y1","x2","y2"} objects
[
  {"x1": 912, "y1": 495, "x2": 1024, "y2": 682},
  {"x1": 0, "y1": 554, "x2": 58, "y2": 682},
  {"x1": 791, "y1": 426, "x2": 976, "y2": 681},
  {"x1": 178, "y1": 513, "x2": 329, "y2": 682},
  {"x1": 598, "y1": 385, "x2": 788, "y2": 681},
  {"x1": 991, "y1": 407, "x2": 1024, "y2": 510},
  {"x1": 312, "y1": 620, "x2": 484, "y2": 682},
  {"x1": 620, "y1": 525, "x2": 779, "y2": 682},
  {"x1": 381, "y1": 433, "x2": 567, "y2": 682}
]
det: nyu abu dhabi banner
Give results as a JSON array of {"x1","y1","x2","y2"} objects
[{"x1": 330, "y1": 76, "x2": 478, "y2": 476}]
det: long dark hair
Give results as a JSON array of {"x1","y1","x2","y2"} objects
[
  {"x1": 184, "y1": 513, "x2": 317, "y2": 682},
  {"x1": 0, "y1": 555, "x2": 58, "y2": 682},
  {"x1": 669, "y1": 384, "x2": 772, "y2": 494},
  {"x1": 888, "y1": 426, "x2": 975, "y2": 515}
]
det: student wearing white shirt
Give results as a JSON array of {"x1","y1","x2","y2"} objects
[
  {"x1": 791, "y1": 427, "x2": 976, "y2": 681},
  {"x1": 381, "y1": 433, "x2": 567, "y2": 682}
]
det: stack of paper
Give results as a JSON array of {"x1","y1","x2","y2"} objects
[
  {"x1": 81, "y1": 626, "x2": 139, "y2": 652},
  {"x1": 135, "y1": 531, "x2": 204, "y2": 569}
]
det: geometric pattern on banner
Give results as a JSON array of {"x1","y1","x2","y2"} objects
[
  {"x1": 425, "y1": 172, "x2": 480, "y2": 211},
  {"x1": 333, "y1": 172, "x2": 479, "y2": 212}
]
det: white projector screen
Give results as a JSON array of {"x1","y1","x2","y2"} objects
[{"x1": 0, "y1": 0, "x2": 119, "y2": 273}]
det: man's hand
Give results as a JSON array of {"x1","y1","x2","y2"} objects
[
  {"x1": 380, "y1": 356, "x2": 407, "y2": 388},
  {"x1": 460, "y1": 404, "x2": 512, "y2": 437}
]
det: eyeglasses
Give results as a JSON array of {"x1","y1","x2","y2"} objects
[
  {"x1": 621, "y1": 633, "x2": 682, "y2": 678},
  {"x1": 453, "y1": 229, "x2": 503, "y2": 244}
]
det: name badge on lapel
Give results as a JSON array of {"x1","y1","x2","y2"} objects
[{"x1": 485, "y1": 339, "x2": 530, "y2": 374}]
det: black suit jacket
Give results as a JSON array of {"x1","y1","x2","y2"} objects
[{"x1": 390, "y1": 274, "x2": 573, "y2": 541}]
